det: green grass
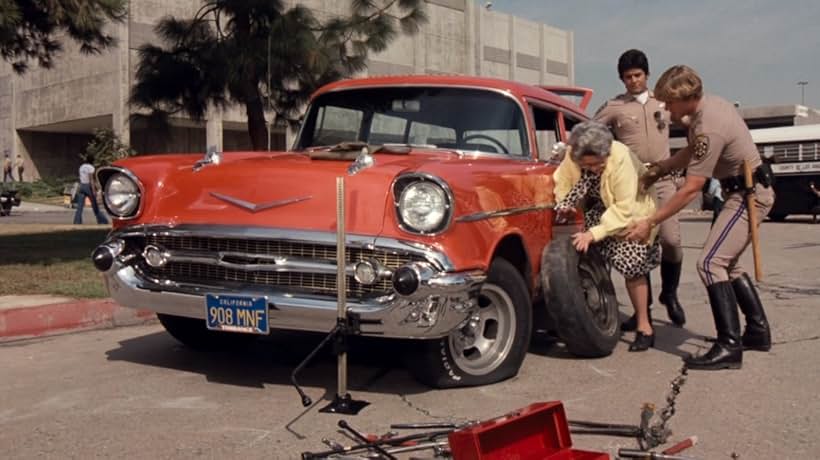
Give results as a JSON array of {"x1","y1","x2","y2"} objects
[{"x1": 0, "y1": 225, "x2": 111, "y2": 298}]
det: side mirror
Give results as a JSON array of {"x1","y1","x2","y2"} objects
[{"x1": 548, "y1": 142, "x2": 568, "y2": 164}]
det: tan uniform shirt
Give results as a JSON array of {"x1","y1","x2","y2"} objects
[
  {"x1": 686, "y1": 94, "x2": 761, "y2": 179},
  {"x1": 594, "y1": 92, "x2": 671, "y2": 163}
]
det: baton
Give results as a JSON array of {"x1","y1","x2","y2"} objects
[{"x1": 743, "y1": 161, "x2": 763, "y2": 281}]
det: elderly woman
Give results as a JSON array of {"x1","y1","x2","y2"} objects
[{"x1": 553, "y1": 121, "x2": 660, "y2": 351}]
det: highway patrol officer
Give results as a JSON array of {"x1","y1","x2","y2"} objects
[
  {"x1": 594, "y1": 50, "x2": 686, "y2": 331},
  {"x1": 625, "y1": 65, "x2": 774, "y2": 370}
]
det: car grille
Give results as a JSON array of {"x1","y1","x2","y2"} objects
[{"x1": 136, "y1": 234, "x2": 428, "y2": 298}]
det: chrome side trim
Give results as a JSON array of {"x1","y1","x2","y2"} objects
[
  {"x1": 209, "y1": 192, "x2": 311, "y2": 213},
  {"x1": 109, "y1": 224, "x2": 456, "y2": 271},
  {"x1": 455, "y1": 202, "x2": 555, "y2": 223}
]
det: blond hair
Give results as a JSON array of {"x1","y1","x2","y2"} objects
[{"x1": 654, "y1": 65, "x2": 703, "y2": 102}]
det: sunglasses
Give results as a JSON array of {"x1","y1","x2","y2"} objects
[{"x1": 654, "y1": 111, "x2": 666, "y2": 130}]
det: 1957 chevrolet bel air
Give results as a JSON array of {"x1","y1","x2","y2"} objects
[{"x1": 92, "y1": 75, "x2": 618, "y2": 388}]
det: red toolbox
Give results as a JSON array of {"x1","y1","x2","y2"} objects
[{"x1": 447, "y1": 401, "x2": 609, "y2": 460}]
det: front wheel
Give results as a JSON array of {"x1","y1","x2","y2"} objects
[
  {"x1": 406, "y1": 258, "x2": 532, "y2": 388},
  {"x1": 157, "y1": 313, "x2": 258, "y2": 351},
  {"x1": 541, "y1": 235, "x2": 619, "y2": 357}
]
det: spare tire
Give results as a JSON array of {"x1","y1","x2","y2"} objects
[{"x1": 541, "y1": 234, "x2": 619, "y2": 357}]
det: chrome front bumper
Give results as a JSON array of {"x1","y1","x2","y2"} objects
[{"x1": 97, "y1": 226, "x2": 486, "y2": 339}]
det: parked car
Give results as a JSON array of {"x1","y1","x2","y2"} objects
[
  {"x1": 0, "y1": 187, "x2": 21, "y2": 216},
  {"x1": 92, "y1": 76, "x2": 618, "y2": 388}
]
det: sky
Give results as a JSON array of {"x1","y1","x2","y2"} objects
[{"x1": 489, "y1": 0, "x2": 820, "y2": 112}]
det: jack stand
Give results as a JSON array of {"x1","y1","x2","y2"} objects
[
  {"x1": 318, "y1": 315, "x2": 370, "y2": 415},
  {"x1": 289, "y1": 176, "x2": 370, "y2": 415}
]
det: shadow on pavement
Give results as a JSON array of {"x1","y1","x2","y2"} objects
[
  {"x1": 0, "y1": 228, "x2": 109, "y2": 265},
  {"x1": 105, "y1": 329, "x2": 431, "y2": 397}
]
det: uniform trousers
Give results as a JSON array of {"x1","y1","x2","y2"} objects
[
  {"x1": 696, "y1": 183, "x2": 774, "y2": 285},
  {"x1": 654, "y1": 177, "x2": 683, "y2": 263}
]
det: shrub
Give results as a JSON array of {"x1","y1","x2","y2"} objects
[{"x1": 83, "y1": 128, "x2": 136, "y2": 167}]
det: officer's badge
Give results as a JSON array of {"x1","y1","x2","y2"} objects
[{"x1": 694, "y1": 134, "x2": 709, "y2": 159}]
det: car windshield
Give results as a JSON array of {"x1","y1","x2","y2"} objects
[{"x1": 296, "y1": 87, "x2": 529, "y2": 157}]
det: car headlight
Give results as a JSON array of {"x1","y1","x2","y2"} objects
[
  {"x1": 395, "y1": 176, "x2": 452, "y2": 234},
  {"x1": 103, "y1": 172, "x2": 141, "y2": 218}
]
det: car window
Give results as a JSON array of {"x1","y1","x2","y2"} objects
[
  {"x1": 312, "y1": 106, "x2": 363, "y2": 145},
  {"x1": 297, "y1": 87, "x2": 529, "y2": 156},
  {"x1": 409, "y1": 122, "x2": 456, "y2": 146},
  {"x1": 369, "y1": 113, "x2": 407, "y2": 144},
  {"x1": 530, "y1": 105, "x2": 560, "y2": 161},
  {"x1": 462, "y1": 129, "x2": 524, "y2": 156}
]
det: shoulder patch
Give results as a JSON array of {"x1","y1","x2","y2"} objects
[{"x1": 694, "y1": 134, "x2": 710, "y2": 159}]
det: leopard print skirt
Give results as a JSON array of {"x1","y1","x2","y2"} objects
[
  {"x1": 557, "y1": 170, "x2": 660, "y2": 279},
  {"x1": 584, "y1": 201, "x2": 661, "y2": 279}
]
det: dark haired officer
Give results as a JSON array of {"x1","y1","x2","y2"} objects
[
  {"x1": 625, "y1": 65, "x2": 774, "y2": 370},
  {"x1": 594, "y1": 49, "x2": 686, "y2": 332}
]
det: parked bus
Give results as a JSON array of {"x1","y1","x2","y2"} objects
[{"x1": 751, "y1": 124, "x2": 820, "y2": 221}]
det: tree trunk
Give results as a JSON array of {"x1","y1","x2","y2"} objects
[{"x1": 244, "y1": 80, "x2": 269, "y2": 151}]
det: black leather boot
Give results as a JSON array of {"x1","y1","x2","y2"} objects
[
  {"x1": 621, "y1": 274, "x2": 652, "y2": 332},
  {"x1": 732, "y1": 273, "x2": 771, "y2": 351},
  {"x1": 659, "y1": 261, "x2": 686, "y2": 327},
  {"x1": 684, "y1": 282, "x2": 743, "y2": 370}
]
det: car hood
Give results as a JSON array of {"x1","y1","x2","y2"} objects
[{"x1": 115, "y1": 151, "x2": 437, "y2": 235}]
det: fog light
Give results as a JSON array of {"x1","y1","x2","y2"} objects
[
  {"x1": 92, "y1": 246, "x2": 114, "y2": 272},
  {"x1": 354, "y1": 261, "x2": 378, "y2": 285},
  {"x1": 392, "y1": 266, "x2": 419, "y2": 296},
  {"x1": 91, "y1": 240, "x2": 124, "y2": 272},
  {"x1": 143, "y1": 245, "x2": 169, "y2": 268}
]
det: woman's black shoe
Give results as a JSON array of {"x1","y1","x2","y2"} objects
[{"x1": 629, "y1": 331, "x2": 655, "y2": 352}]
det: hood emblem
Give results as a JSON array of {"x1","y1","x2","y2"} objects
[{"x1": 210, "y1": 192, "x2": 311, "y2": 213}]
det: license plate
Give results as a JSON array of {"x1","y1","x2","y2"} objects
[{"x1": 205, "y1": 294, "x2": 269, "y2": 335}]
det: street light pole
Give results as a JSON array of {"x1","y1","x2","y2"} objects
[{"x1": 797, "y1": 81, "x2": 808, "y2": 106}]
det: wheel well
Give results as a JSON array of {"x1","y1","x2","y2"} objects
[{"x1": 492, "y1": 235, "x2": 532, "y2": 289}]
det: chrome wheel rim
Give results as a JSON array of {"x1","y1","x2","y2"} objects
[{"x1": 448, "y1": 283, "x2": 516, "y2": 376}]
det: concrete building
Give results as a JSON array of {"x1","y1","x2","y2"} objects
[{"x1": 0, "y1": 0, "x2": 574, "y2": 181}]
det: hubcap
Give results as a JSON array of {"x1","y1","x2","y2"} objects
[{"x1": 448, "y1": 284, "x2": 516, "y2": 376}]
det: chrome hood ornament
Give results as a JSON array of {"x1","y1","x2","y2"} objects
[
  {"x1": 193, "y1": 145, "x2": 222, "y2": 172},
  {"x1": 210, "y1": 192, "x2": 311, "y2": 213},
  {"x1": 347, "y1": 146, "x2": 376, "y2": 176}
]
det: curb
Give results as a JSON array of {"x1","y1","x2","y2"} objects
[{"x1": 0, "y1": 298, "x2": 155, "y2": 343}]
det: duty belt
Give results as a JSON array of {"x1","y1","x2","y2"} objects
[{"x1": 719, "y1": 164, "x2": 774, "y2": 194}]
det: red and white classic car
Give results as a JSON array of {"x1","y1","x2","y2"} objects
[{"x1": 92, "y1": 75, "x2": 618, "y2": 388}]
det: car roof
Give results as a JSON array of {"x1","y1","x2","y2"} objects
[{"x1": 313, "y1": 75, "x2": 589, "y2": 119}]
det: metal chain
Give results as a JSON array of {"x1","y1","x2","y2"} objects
[{"x1": 642, "y1": 364, "x2": 689, "y2": 449}]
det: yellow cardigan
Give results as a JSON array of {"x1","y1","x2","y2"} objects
[{"x1": 553, "y1": 140, "x2": 658, "y2": 243}]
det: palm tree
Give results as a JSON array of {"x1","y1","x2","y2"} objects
[
  {"x1": 0, "y1": 0, "x2": 127, "y2": 73},
  {"x1": 129, "y1": 0, "x2": 427, "y2": 151}
]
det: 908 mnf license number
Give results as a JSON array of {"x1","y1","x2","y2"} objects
[{"x1": 205, "y1": 294, "x2": 269, "y2": 334}]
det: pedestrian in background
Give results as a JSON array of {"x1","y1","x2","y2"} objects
[
  {"x1": 15, "y1": 154, "x2": 24, "y2": 182},
  {"x1": 594, "y1": 49, "x2": 687, "y2": 331},
  {"x1": 2, "y1": 153, "x2": 13, "y2": 182},
  {"x1": 554, "y1": 121, "x2": 661, "y2": 351},
  {"x1": 625, "y1": 65, "x2": 774, "y2": 370},
  {"x1": 73, "y1": 155, "x2": 109, "y2": 225}
]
